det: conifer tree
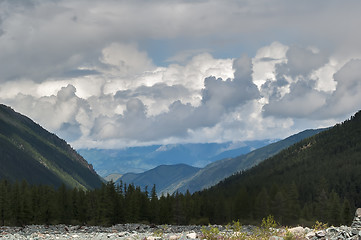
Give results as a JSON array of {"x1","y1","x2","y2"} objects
[
  {"x1": 234, "y1": 186, "x2": 250, "y2": 220},
  {"x1": 149, "y1": 185, "x2": 159, "y2": 223},
  {"x1": 341, "y1": 198, "x2": 352, "y2": 226},
  {"x1": 328, "y1": 190, "x2": 341, "y2": 226},
  {"x1": 254, "y1": 187, "x2": 270, "y2": 220},
  {"x1": 285, "y1": 182, "x2": 301, "y2": 224},
  {"x1": 57, "y1": 184, "x2": 72, "y2": 224},
  {"x1": 0, "y1": 180, "x2": 9, "y2": 226}
]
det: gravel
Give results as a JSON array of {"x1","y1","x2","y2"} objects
[{"x1": 0, "y1": 224, "x2": 211, "y2": 240}]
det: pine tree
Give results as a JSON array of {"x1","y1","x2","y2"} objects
[
  {"x1": 57, "y1": 184, "x2": 72, "y2": 224},
  {"x1": 271, "y1": 189, "x2": 287, "y2": 224},
  {"x1": 234, "y1": 186, "x2": 250, "y2": 220},
  {"x1": 20, "y1": 180, "x2": 32, "y2": 225},
  {"x1": 0, "y1": 180, "x2": 9, "y2": 226},
  {"x1": 327, "y1": 190, "x2": 341, "y2": 226},
  {"x1": 341, "y1": 198, "x2": 352, "y2": 226},
  {"x1": 254, "y1": 187, "x2": 270, "y2": 220},
  {"x1": 285, "y1": 182, "x2": 301, "y2": 224},
  {"x1": 149, "y1": 185, "x2": 159, "y2": 223},
  {"x1": 10, "y1": 181, "x2": 22, "y2": 225}
]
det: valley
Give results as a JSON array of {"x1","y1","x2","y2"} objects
[{"x1": 1, "y1": 103, "x2": 361, "y2": 230}]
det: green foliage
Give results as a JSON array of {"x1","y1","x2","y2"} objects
[
  {"x1": 153, "y1": 225, "x2": 168, "y2": 238},
  {"x1": 283, "y1": 231, "x2": 297, "y2": 240},
  {"x1": 312, "y1": 221, "x2": 328, "y2": 231},
  {"x1": 261, "y1": 215, "x2": 278, "y2": 230},
  {"x1": 257, "y1": 215, "x2": 278, "y2": 238},
  {"x1": 201, "y1": 225, "x2": 220, "y2": 240}
]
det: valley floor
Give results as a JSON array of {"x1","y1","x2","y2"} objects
[
  {"x1": 1, "y1": 222, "x2": 361, "y2": 240},
  {"x1": 0, "y1": 224, "x2": 206, "y2": 240}
]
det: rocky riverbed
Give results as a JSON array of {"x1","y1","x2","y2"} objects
[
  {"x1": 0, "y1": 224, "x2": 215, "y2": 240},
  {"x1": 2, "y1": 208, "x2": 361, "y2": 240}
]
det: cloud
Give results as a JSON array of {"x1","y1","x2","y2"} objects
[
  {"x1": 276, "y1": 45, "x2": 329, "y2": 78},
  {"x1": 89, "y1": 55, "x2": 259, "y2": 143},
  {"x1": 263, "y1": 79, "x2": 327, "y2": 118},
  {"x1": 262, "y1": 47, "x2": 361, "y2": 121},
  {"x1": 202, "y1": 55, "x2": 260, "y2": 109},
  {"x1": 2, "y1": 1, "x2": 361, "y2": 149},
  {"x1": 4, "y1": 84, "x2": 92, "y2": 141},
  {"x1": 1, "y1": 0, "x2": 360, "y2": 83},
  {"x1": 262, "y1": 45, "x2": 331, "y2": 118},
  {"x1": 320, "y1": 59, "x2": 361, "y2": 118},
  {"x1": 100, "y1": 43, "x2": 154, "y2": 77}
]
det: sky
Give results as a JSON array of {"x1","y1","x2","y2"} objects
[{"x1": 1, "y1": 0, "x2": 361, "y2": 149}]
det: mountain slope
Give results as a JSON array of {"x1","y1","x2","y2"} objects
[
  {"x1": 118, "y1": 164, "x2": 201, "y2": 194},
  {"x1": 165, "y1": 128, "x2": 326, "y2": 194},
  {"x1": 199, "y1": 111, "x2": 361, "y2": 225},
  {"x1": 0, "y1": 104, "x2": 103, "y2": 189}
]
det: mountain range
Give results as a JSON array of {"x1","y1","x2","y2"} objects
[
  {"x1": 77, "y1": 140, "x2": 271, "y2": 177},
  {"x1": 0, "y1": 104, "x2": 103, "y2": 190},
  {"x1": 120, "y1": 164, "x2": 201, "y2": 193},
  {"x1": 115, "y1": 128, "x2": 326, "y2": 195}
]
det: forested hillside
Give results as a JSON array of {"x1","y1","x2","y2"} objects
[
  {"x1": 1, "y1": 106, "x2": 360, "y2": 228},
  {"x1": 0, "y1": 104, "x2": 103, "y2": 190},
  {"x1": 196, "y1": 110, "x2": 361, "y2": 226}
]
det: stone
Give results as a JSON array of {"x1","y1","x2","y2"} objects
[
  {"x1": 305, "y1": 231, "x2": 315, "y2": 239},
  {"x1": 147, "y1": 236, "x2": 161, "y2": 240},
  {"x1": 186, "y1": 232, "x2": 197, "y2": 239},
  {"x1": 315, "y1": 230, "x2": 325, "y2": 237},
  {"x1": 355, "y1": 208, "x2": 361, "y2": 217},
  {"x1": 169, "y1": 235, "x2": 179, "y2": 240},
  {"x1": 269, "y1": 236, "x2": 284, "y2": 240},
  {"x1": 288, "y1": 226, "x2": 305, "y2": 235}
]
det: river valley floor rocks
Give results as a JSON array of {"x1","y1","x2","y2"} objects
[{"x1": 2, "y1": 208, "x2": 361, "y2": 240}]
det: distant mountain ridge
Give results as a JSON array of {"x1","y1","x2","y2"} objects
[
  {"x1": 78, "y1": 140, "x2": 271, "y2": 177},
  {"x1": 118, "y1": 164, "x2": 201, "y2": 193},
  {"x1": 0, "y1": 104, "x2": 103, "y2": 189},
  {"x1": 112, "y1": 128, "x2": 326, "y2": 195}
]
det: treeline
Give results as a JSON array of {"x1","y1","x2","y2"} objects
[
  {"x1": 0, "y1": 179, "x2": 200, "y2": 226},
  {"x1": 0, "y1": 178, "x2": 355, "y2": 227},
  {"x1": 197, "y1": 181, "x2": 355, "y2": 227}
]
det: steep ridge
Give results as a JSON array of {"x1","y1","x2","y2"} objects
[
  {"x1": 163, "y1": 128, "x2": 326, "y2": 194},
  {"x1": 0, "y1": 104, "x2": 103, "y2": 189}
]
